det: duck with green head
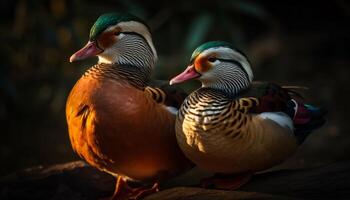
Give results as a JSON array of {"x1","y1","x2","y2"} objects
[
  {"x1": 66, "y1": 13, "x2": 193, "y2": 199},
  {"x1": 170, "y1": 41, "x2": 326, "y2": 189}
]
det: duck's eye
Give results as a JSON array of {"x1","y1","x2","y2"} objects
[
  {"x1": 114, "y1": 31, "x2": 121, "y2": 36},
  {"x1": 208, "y1": 57, "x2": 217, "y2": 62}
]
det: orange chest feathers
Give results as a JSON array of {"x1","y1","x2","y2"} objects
[{"x1": 65, "y1": 76, "x2": 188, "y2": 181}]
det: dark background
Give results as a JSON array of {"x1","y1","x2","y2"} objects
[{"x1": 0, "y1": 0, "x2": 349, "y2": 176}]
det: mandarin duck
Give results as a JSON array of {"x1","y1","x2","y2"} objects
[
  {"x1": 170, "y1": 41, "x2": 326, "y2": 190},
  {"x1": 66, "y1": 13, "x2": 193, "y2": 199}
]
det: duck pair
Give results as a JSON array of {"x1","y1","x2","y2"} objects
[{"x1": 66, "y1": 13, "x2": 326, "y2": 199}]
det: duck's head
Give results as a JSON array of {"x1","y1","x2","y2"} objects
[
  {"x1": 170, "y1": 41, "x2": 253, "y2": 96},
  {"x1": 70, "y1": 12, "x2": 157, "y2": 67}
]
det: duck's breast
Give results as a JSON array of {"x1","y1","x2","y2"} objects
[
  {"x1": 176, "y1": 106, "x2": 297, "y2": 173},
  {"x1": 66, "y1": 76, "x2": 190, "y2": 181}
]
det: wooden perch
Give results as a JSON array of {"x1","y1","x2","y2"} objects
[{"x1": 1, "y1": 160, "x2": 350, "y2": 200}]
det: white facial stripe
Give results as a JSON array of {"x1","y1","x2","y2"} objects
[
  {"x1": 105, "y1": 21, "x2": 158, "y2": 61},
  {"x1": 200, "y1": 47, "x2": 253, "y2": 82}
]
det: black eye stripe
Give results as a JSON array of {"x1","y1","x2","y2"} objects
[
  {"x1": 208, "y1": 57, "x2": 217, "y2": 62},
  {"x1": 122, "y1": 32, "x2": 141, "y2": 36}
]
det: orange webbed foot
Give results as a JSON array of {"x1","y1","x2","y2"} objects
[
  {"x1": 200, "y1": 172, "x2": 252, "y2": 190},
  {"x1": 109, "y1": 177, "x2": 159, "y2": 200}
]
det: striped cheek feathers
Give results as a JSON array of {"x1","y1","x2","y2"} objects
[{"x1": 97, "y1": 27, "x2": 121, "y2": 49}]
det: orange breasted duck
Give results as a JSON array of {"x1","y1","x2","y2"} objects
[
  {"x1": 170, "y1": 41, "x2": 326, "y2": 190},
  {"x1": 66, "y1": 13, "x2": 193, "y2": 199}
]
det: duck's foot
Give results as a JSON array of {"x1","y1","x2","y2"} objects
[
  {"x1": 109, "y1": 177, "x2": 159, "y2": 200},
  {"x1": 200, "y1": 172, "x2": 252, "y2": 190}
]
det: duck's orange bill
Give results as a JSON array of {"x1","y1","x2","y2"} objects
[
  {"x1": 69, "y1": 41, "x2": 103, "y2": 62},
  {"x1": 169, "y1": 65, "x2": 201, "y2": 85}
]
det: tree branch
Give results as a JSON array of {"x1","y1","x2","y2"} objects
[{"x1": 1, "y1": 160, "x2": 349, "y2": 199}]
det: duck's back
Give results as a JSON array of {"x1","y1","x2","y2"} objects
[{"x1": 66, "y1": 64, "x2": 191, "y2": 182}]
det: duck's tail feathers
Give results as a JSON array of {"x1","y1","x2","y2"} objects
[
  {"x1": 282, "y1": 85, "x2": 309, "y2": 100},
  {"x1": 289, "y1": 99, "x2": 327, "y2": 144}
]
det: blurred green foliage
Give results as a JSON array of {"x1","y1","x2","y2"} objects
[{"x1": 1, "y1": 0, "x2": 350, "y2": 175}]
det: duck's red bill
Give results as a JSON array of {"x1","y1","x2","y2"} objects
[
  {"x1": 170, "y1": 65, "x2": 201, "y2": 85},
  {"x1": 69, "y1": 41, "x2": 103, "y2": 62}
]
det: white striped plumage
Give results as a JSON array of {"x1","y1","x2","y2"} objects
[
  {"x1": 173, "y1": 42, "x2": 299, "y2": 174},
  {"x1": 176, "y1": 88, "x2": 297, "y2": 173},
  {"x1": 98, "y1": 21, "x2": 157, "y2": 65},
  {"x1": 192, "y1": 47, "x2": 252, "y2": 97},
  {"x1": 196, "y1": 46, "x2": 253, "y2": 82}
]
